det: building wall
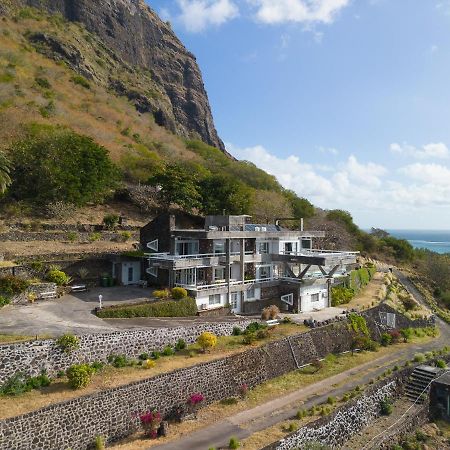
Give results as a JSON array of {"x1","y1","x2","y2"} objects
[{"x1": 300, "y1": 283, "x2": 329, "y2": 312}]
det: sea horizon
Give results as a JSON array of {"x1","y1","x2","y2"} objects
[{"x1": 386, "y1": 229, "x2": 450, "y2": 254}]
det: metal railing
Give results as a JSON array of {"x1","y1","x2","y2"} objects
[
  {"x1": 146, "y1": 251, "x2": 254, "y2": 260},
  {"x1": 175, "y1": 277, "x2": 279, "y2": 291}
]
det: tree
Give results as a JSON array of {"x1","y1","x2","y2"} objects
[
  {"x1": 380, "y1": 236, "x2": 414, "y2": 262},
  {"x1": 0, "y1": 151, "x2": 11, "y2": 194},
  {"x1": 370, "y1": 228, "x2": 389, "y2": 238},
  {"x1": 148, "y1": 163, "x2": 202, "y2": 211},
  {"x1": 199, "y1": 175, "x2": 252, "y2": 215},
  {"x1": 251, "y1": 190, "x2": 293, "y2": 223},
  {"x1": 283, "y1": 189, "x2": 315, "y2": 219},
  {"x1": 8, "y1": 124, "x2": 119, "y2": 205}
]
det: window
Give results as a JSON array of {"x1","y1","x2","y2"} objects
[
  {"x1": 176, "y1": 240, "x2": 199, "y2": 256},
  {"x1": 247, "y1": 288, "x2": 255, "y2": 300},
  {"x1": 311, "y1": 293, "x2": 320, "y2": 302},
  {"x1": 258, "y1": 241, "x2": 269, "y2": 254},
  {"x1": 230, "y1": 292, "x2": 239, "y2": 309},
  {"x1": 209, "y1": 294, "x2": 221, "y2": 305},
  {"x1": 258, "y1": 265, "x2": 271, "y2": 280},
  {"x1": 301, "y1": 239, "x2": 312, "y2": 250},
  {"x1": 284, "y1": 242, "x2": 297, "y2": 254},
  {"x1": 214, "y1": 267, "x2": 225, "y2": 281},
  {"x1": 281, "y1": 293, "x2": 294, "y2": 305},
  {"x1": 128, "y1": 267, "x2": 134, "y2": 282},
  {"x1": 213, "y1": 241, "x2": 225, "y2": 254}
]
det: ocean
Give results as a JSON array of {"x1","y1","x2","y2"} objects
[{"x1": 387, "y1": 230, "x2": 450, "y2": 254}]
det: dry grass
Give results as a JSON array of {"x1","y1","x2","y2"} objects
[
  {"x1": 0, "y1": 323, "x2": 307, "y2": 419},
  {"x1": 344, "y1": 272, "x2": 385, "y2": 310},
  {"x1": 0, "y1": 334, "x2": 51, "y2": 344}
]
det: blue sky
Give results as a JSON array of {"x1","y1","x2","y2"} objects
[{"x1": 147, "y1": 1, "x2": 450, "y2": 230}]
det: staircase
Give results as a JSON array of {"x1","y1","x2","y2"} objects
[{"x1": 405, "y1": 365, "x2": 442, "y2": 402}]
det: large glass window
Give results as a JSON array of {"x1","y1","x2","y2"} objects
[
  {"x1": 301, "y1": 239, "x2": 312, "y2": 250},
  {"x1": 284, "y1": 242, "x2": 298, "y2": 254},
  {"x1": 257, "y1": 265, "x2": 272, "y2": 280},
  {"x1": 175, "y1": 240, "x2": 199, "y2": 256},
  {"x1": 230, "y1": 292, "x2": 239, "y2": 309},
  {"x1": 247, "y1": 288, "x2": 255, "y2": 300},
  {"x1": 311, "y1": 293, "x2": 320, "y2": 302}
]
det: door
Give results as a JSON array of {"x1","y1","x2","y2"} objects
[
  {"x1": 127, "y1": 266, "x2": 133, "y2": 283},
  {"x1": 230, "y1": 292, "x2": 241, "y2": 314}
]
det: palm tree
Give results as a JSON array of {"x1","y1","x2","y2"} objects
[{"x1": 0, "y1": 151, "x2": 11, "y2": 194}]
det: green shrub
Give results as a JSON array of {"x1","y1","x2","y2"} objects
[
  {"x1": 414, "y1": 353, "x2": 426, "y2": 363},
  {"x1": 220, "y1": 397, "x2": 239, "y2": 406},
  {"x1": 119, "y1": 231, "x2": 132, "y2": 242},
  {"x1": 89, "y1": 232, "x2": 102, "y2": 242},
  {"x1": 381, "y1": 333, "x2": 393, "y2": 346},
  {"x1": 0, "y1": 370, "x2": 51, "y2": 396},
  {"x1": 171, "y1": 287, "x2": 188, "y2": 299},
  {"x1": 242, "y1": 333, "x2": 256, "y2": 345},
  {"x1": 139, "y1": 353, "x2": 149, "y2": 361},
  {"x1": 256, "y1": 328, "x2": 269, "y2": 340},
  {"x1": 232, "y1": 326, "x2": 242, "y2": 336},
  {"x1": 96, "y1": 297, "x2": 198, "y2": 318},
  {"x1": 66, "y1": 231, "x2": 78, "y2": 242},
  {"x1": 151, "y1": 351, "x2": 161, "y2": 360},
  {"x1": 228, "y1": 437, "x2": 240, "y2": 449},
  {"x1": 66, "y1": 364, "x2": 94, "y2": 389},
  {"x1": 8, "y1": 124, "x2": 119, "y2": 206},
  {"x1": 0, "y1": 296, "x2": 10, "y2": 308},
  {"x1": 35, "y1": 77, "x2": 51, "y2": 89},
  {"x1": 436, "y1": 359, "x2": 447, "y2": 369},
  {"x1": 153, "y1": 289, "x2": 170, "y2": 299},
  {"x1": 380, "y1": 398, "x2": 393, "y2": 415},
  {"x1": 39, "y1": 100, "x2": 56, "y2": 118},
  {"x1": 331, "y1": 286, "x2": 354, "y2": 306},
  {"x1": 71, "y1": 75, "x2": 91, "y2": 89},
  {"x1": 175, "y1": 339, "x2": 186, "y2": 351},
  {"x1": 94, "y1": 435, "x2": 105, "y2": 450},
  {"x1": 90, "y1": 361, "x2": 104, "y2": 373},
  {"x1": 108, "y1": 354, "x2": 131, "y2": 368},
  {"x1": 400, "y1": 328, "x2": 413, "y2": 342},
  {"x1": 46, "y1": 269, "x2": 71, "y2": 286},
  {"x1": 0, "y1": 275, "x2": 30, "y2": 296},
  {"x1": 245, "y1": 322, "x2": 267, "y2": 334},
  {"x1": 102, "y1": 214, "x2": 119, "y2": 229},
  {"x1": 56, "y1": 333, "x2": 80, "y2": 353},
  {"x1": 162, "y1": 346, "x2": 175, "y2": 356},
  {"x1": 327, "y1": 396, "x2": 336, "y2": 405}
]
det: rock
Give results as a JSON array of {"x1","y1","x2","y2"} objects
[{"x1": 2, "y1": 0, "x2": 226, "y2": 152}]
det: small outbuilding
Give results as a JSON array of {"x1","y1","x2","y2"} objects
[
  {"x1": 430, "y1": 372, "x2": 450, "y2": 422},
  {"x1": 111, "y1": 257, "x2": 143, "y2": 286}
]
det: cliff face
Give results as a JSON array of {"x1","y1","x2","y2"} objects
[{"x1": 2, "y1": 0, "x2": 225, "y2": 150}]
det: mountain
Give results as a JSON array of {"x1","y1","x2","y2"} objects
[{"x1": 0, "y1": 0, "x2": 225, "y2": 151}]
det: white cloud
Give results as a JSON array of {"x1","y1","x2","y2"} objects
[
  {"x1": 226, "y1": 142, "x2": 450, "y2": 221},
  {"x1": 390, "y1": 142, "x2": 449, "y2": 160},
  {"x1": 248, "y1": 0, "x2": 350, "y2": 25},
  {"x1": 174, "y1": 0, "x2": 239, "y2": 32}
]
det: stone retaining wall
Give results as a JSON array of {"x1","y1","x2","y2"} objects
[
  {"x1": 0, "y1": 320, "x2": 255, "y2": 383},
  {"x1": 0, "y1": 321, "x2": 355, "y2": 450},
  {"x1": 0, "y1": 231, "x2": 138, "y2": 242}
]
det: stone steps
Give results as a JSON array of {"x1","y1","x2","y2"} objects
[{"x1": 405, "y1": 365, "x2": 442, "y2": 403}]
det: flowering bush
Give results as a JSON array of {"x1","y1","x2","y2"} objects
[
  {"x1": 139, "y1": 410, "x2": 162, "y2": 438},
  {"x1": 188, "y1": 393, "x2": 204, "y2": 406},
  {"x1": 196, "y1": 331, "x2": 217, "y2": 352},
  {"x1": 143, "y1": 359, "x2": 156, "y2": 369},
  {"x1": 240, "y1": 383, "x2": 249, "y2": 398}
]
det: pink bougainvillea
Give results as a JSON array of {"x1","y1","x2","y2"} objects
[
  {"x1": 187, "y1": 393, "x2": 204, "y2": 406},
  {"x1": 240, "y1": 383, "x2": 249, "y2": 397},
  {"x1": 139, "y1": 410, "x2": 162, "y2": 438}
]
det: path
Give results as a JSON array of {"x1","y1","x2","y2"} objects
[{"x1": 153, "y1": 271, "x2": 450, "y2": 450}]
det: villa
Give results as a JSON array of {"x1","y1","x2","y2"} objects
[{"x1": 140, "y1": 213, "x2": 359, "y2": 314}]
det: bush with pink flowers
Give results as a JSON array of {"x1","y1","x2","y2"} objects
[{"x1": 139, "y1": 410, "x2": 162, "y2": 439}]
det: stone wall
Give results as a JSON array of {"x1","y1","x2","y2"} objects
[
  {"x1": 0, "y1": 231, "x2": 138, "y2": 242},
  {"x1": 0, "y1": 320, "x2": 255, "y2": 383},
  {"x1": 0, "y1": 322, "x2": 352, "y2": 450}
]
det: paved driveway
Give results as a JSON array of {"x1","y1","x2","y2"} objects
[{"x1": 0, "y1": 286, "x2": 244, "y2": 337}]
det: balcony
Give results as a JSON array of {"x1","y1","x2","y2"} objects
[
  {"x1": 271, "y1": 249, "x2": 359, "y2": 266},
  {"x1": 146, "y1": 251, "x2": 261, "y2": 269},
  {"x1": 175, "y1": 277, "x2": 280, "y2": 293}
]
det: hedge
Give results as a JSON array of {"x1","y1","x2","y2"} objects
[{"x1": 96, "y1": 297, "x2": 198, "y2": 318}]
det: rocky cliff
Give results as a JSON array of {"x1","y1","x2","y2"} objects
[{"x1": 1, "y1": 0, "x2": 225, "y2": 150}]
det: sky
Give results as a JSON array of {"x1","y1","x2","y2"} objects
[{"x1": 147, "y1": 0, "x2": 450, "y2": 230}]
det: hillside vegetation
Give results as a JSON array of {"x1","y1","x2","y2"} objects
[{"x1": 0, "y1": 7, "x2": 317, "y2": 223}]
